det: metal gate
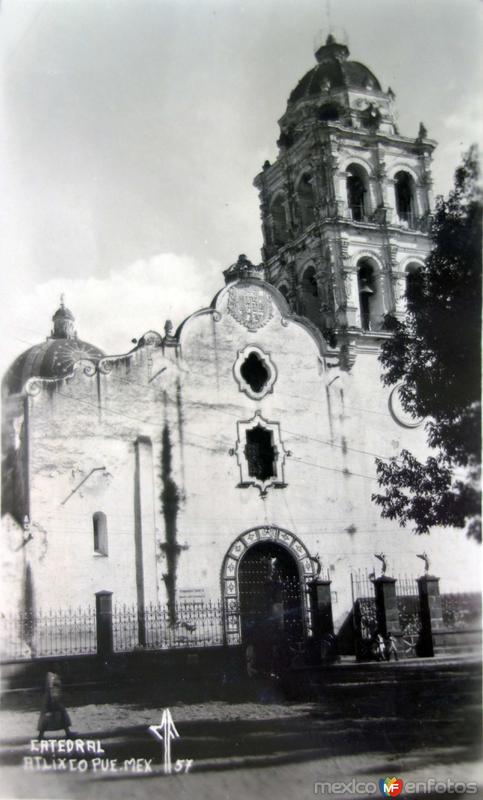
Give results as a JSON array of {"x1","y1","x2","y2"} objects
[
  {"x1": 351, "y1": 571, "x2": 423, "y2": 659},
  {"x1": 238, "y1": 542, "x2": 304, "y2": 667}
]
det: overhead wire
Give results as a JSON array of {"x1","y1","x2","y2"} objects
[
  {"x1": 51, "y1": 389, "x2": 379, "y2": 482},
  {"x1": 55, "y1": 355, "x2": 393, "y2": 462},
  {"x1": 4, "y1": 330, "x2": 394, "y2": 484}
]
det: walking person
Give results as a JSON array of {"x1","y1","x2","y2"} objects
[
  {"x1": 384, "y1": 631, "x2": 399, "y2": 661},
  {"x1": 372, "y1": 631, "x2": 385, "y2": 662},
  {"x1": 38, "y1": 664, "x2": 72, "y2": 739}
]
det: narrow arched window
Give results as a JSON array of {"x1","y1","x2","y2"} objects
[
  {"x1": 357, "y1": 261, "x2": 376, "y2": 331},
  {"x1": 405, "y1": 263, "x2": 422, "y2": 305},
  {"x1": 299, "y1": 266, "x2": 320, "y2": 325},
  {"x1": 271, "y1": 195, "x2": 289, "y2": 246},
  {"x1": 302, "y1": 266, "x2": 318, "y2": 298},
  {"x1": 394, "y1": 171, "x2": 416, "y2": 225},
  {"x1": 346, "y1": 165, "x2": 369, "y2": 221},
  {"x1": 93, "y1": 512, "x2": 108, "y2": 556},
  {"x1": 297, "y1": 174, "x2": 316, "y2": 229}
]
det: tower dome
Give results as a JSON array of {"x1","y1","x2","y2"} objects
[
  {"x1": 288, "y1": 36, "x2": 382, "y2": 105},
  {"x1": 253, "y1": 31, "x2": 436, "y2": 366},
  {"x1": 275, "y1": 35, "x2": 396, "y2": 148},
  {"x1": 3, "y1": 297, "x2": 104, "y2": 395}
]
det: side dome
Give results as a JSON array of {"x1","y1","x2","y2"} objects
[
  {"x1": 288, "y1": 35, "x2": 382, "y2": 105},
  {"x1": 3, "y1": 298, "x2": 104, "y2": 395}
]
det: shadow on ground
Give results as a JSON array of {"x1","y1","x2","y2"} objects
[{"x1": 1, "y1": 661, "x2": 481, "y2": 778}]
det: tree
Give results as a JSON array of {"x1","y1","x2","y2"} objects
[{"x1": 372, "y1": 147, "x2": 482, "y2": 542}]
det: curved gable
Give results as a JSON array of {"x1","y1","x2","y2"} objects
[{"x1": 178, "y1": 278, "x2": 328, "y2": 360}]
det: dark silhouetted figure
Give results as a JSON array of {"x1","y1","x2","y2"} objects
[{"x1": 38, "y1": 667, "x2": 72, "y2": 739}]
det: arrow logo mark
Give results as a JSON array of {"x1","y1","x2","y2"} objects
[{"x1": 149, "y1": 708, "x2": 180, "y2": 774}]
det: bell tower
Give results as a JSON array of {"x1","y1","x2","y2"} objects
[{"x1": 253, "y1": 35, "x2": 436, "y2": 367}]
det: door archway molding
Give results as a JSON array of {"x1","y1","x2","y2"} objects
[{"x1": 221, "y1": 525, "x2": 317, "y2": 645}]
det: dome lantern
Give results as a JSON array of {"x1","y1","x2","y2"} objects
[
  {"x1": 51, "y1": 294, "x2": 76, "y2": 339},
  {"x1": 314, "y1": 35, "x2": 349, "y2": 65}
]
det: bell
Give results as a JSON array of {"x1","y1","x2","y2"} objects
[{"x1": 359, "y1": 279, "x2": 374, "y2": 295}]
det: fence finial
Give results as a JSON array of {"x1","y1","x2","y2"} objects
[
  {"x1": 374, "y1": 552, "x2": 387, "y2": 576},
  {"x1": 416, "y1": 551, "x2": 430, "y2": 574}
]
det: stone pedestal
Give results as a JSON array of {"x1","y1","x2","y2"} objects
[
  {"x1": 95, "y1": 591, "x2": 113, "y2": 661},
  {"x1": 417, "y1": 575, "x2": 443, "y2": 657},
  {"x1": 374, "y1": 576, "x2": 400, "y2": 636}
]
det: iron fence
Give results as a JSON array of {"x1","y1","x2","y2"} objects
[
  {"x1": 395, "y1": 575, "x2": 422, "y2": 657},
  {"x1": 351, "y1": 571, "x2": 377, "y2": 659},
  {"x1": 351, "y1": 572, "x2": 422, "y2": 658},
  {"x1": 4, "y1": 589, "x2": 479, "y2": 663},
  {"x1": 112, "y1": 600, "x2": 226, "y2": 652},
  {"x1": 354, "y1": 597, "x2": 377, "y2": 640},
  {"x1": 441, "y1": 593, "x2": 481, "y2": 630},
  {"x1": 0, "y1": 606, "x2": 97, "y2": 661},
  {"x1": 351, "y1": 570, "x2": 376, "y2": 604}
]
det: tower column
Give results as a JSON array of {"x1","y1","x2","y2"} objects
[
  {"x1": 367, "y1": 177, "x2": 379, "y2": 219},
  {"x1": 384, "y1": 179, "x2": 395, "y2": 224},
  {"x1": 333, "y1": 169, "x2": 347, "y2": 217},
  {"x1": 378, "y1": 267, "x2": 393, "y2": 320},
  {"x1": 392, "y1": 271, "x2": 407, "y2": 318},
  {"x1": 343, "y1": 268, "x2": 360, "y2": 327}
]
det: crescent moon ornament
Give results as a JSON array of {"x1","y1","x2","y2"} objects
[{"x1": 388, "y1": 384, "x2": 423, "y2": 429}]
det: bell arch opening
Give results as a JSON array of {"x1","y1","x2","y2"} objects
[
  {"x1": 357, "y1": 257, "x2": 385, "y2": 331},
  {"x1": 394, "y1": 170, "x2": 416, "y2": 225},
  {"x1": 346, "y1": 163, "x2": 370, "y2": 221},
  {"x1": 270, "y1": 194, "x2": 289, "y2": 245},
  {"x1": 297, "y1": 173, "x2": 316, "y2": 229},
  {"x1": 298, "y1": 265, "x2": 320, "y2": 325},
  {"x1": 405, "y1": 262, "x2": 423, "y2": 305}
]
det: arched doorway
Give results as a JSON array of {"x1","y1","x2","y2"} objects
[
  {"x1": 238, "y1": 542, "x2": 303, "y2": 649},
  {"x1": 221, "y1": 526, "x2": 317, "y2": 648}
]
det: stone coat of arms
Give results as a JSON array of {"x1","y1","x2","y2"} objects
[{"x1": 227, "y1": 287, "x2": 273, "y2": 332}]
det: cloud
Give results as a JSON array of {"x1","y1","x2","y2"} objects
[
  {"x1": 435, "y1": 94, "x2": 483, "y2": 195},
  {"x1": 1, "y1": 253, "x2": 223, "y2": 373}
]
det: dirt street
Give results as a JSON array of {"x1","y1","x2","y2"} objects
[{"x1": 0, "y1": 658, "x2": 481, "y2": 800}]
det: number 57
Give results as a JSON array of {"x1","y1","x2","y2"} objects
[{"x1": 174, "y1": 759, "x2": 193, "y2": 773}]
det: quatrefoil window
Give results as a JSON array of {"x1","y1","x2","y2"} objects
[
  {"x1": 233, "y1": 346, "x2": 276, "y2": 400},
  {"x1": 240, "y1": 352, "x2": 269, "y2": 393}
]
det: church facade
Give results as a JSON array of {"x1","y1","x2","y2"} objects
[{"x1": 1, "y1": 37, "x2": 479, "y2": 655}]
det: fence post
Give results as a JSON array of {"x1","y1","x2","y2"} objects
[
  {"x1": 417, "y1": 575, "x2": 443, "y2": 657},
  {"x1": 374, "y1": 577, "x2": 401, "y2": 637},
  {"x1": 137, "y1": 606, "x2": 147, "y2": 648},
  {"x1": 95, "y1": 591, "x2": 113, "y2": 661}
]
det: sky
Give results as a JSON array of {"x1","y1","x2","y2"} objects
[{"x1": 0, "y1": 0, "x2": 481, "y2": 369}]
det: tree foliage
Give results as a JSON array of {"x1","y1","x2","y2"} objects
[{"x1": 372, "y1": 147, "x2": 482, "y2": 541}]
